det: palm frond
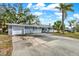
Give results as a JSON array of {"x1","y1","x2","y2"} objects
[
  {"x1": 55, "y1": 7, "x2": 61, "y2": 11},
  {"x1": 65, "y1": 4, "x2": 73, "y2": 8},
  {"x1": 68, "y1": 8, "x2": 74, "y2": 12}
]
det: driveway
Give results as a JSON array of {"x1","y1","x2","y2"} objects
[{"x1": 12, "y1": 33, "x2": 79, "y2": 56}]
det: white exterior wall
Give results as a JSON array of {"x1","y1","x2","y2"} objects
[
  {"x1": 25, "y1": 27, "x2": 42, "y2": 34},
  {"x1": 32, "y1": 28, "x2": 42, "y2": 33},
  {"x1": 49, "y1": 29, "x2": 54, "y2": 32},
  {"x1": 25, "y1": 27, "x2": 31, "y2": 33},
  {"x1": 8, "y1": 24, "x2": 52, "y2": 35},
  {"x1": 8, "y1": 26, "x2": 12, "y2": 35},
  {"x1": 49, "y1": 30, "x2": 54, "y2": 32},
  {"x1": 12, "y1": 26, "x2": 25, "y2": 35},
  {"x1": 8, "y1": 25, "x2": 42, "y2": 35}
]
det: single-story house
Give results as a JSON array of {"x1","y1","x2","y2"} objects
[
  {"x1": 65, "y1": 26, "x2": 75, "y2": 32},
  {"x1": 7, "y1": 23, "x2": 53, "y2": 35}
]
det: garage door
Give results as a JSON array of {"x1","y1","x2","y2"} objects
[{"x1": 12, "y1": 27, "x2": 23, "y2": 35}]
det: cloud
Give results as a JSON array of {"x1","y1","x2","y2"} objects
[
  {"x1": 45, "y1": 4, "x2": 59, "y2": 9},
  {"x1": 73, "y1": 14, "x2": 79, "y2": 23},
  {"x1": 39, "y1": 18, "x2": 46, "y2": 24},
  {"x1": 65, "y1": 17, "x2": 74, "y2": 22},
  {"x1": 73, "y1": 14, "x2": 79, "y2": 19},
  {"x1": 36, "y1": 3, "x2": 45, "y2": 7},
  {"x1": 33, "y1": 3, "x2": 59, "y2": 11},
  {"x1": 69, "y1": 17, "x2": 74, "y2": 20},
  {"x1": 33, "y1": 12, "x2": 43, "y2": 16},
  {"x1": 27, "y1": 3, "x2": 32, "y2": 8},
  {"x1": 54, "y1": 12, "x2": 62, "y2": 16},
  {"x1": 56, "y1": 16, "x2": 62, "y2": 19},
  {"x1": 33, "y1": 3, "x2": 45, "y2": 10},
  {"x1": 54, "y1": 12, "x2": 62, "y2": 19},
  {"x1": 40, "y1": 4, "x2": 59, "y2": 11}
]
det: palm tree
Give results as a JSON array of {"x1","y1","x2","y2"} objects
[
  {"x1": 68, "y1": 20, "x2": 76, "y2": 32},
  {"x1": 18, "y1": 3, "x2": 23, "y2": 13},
  {"x1": 68, "y1": 20, "x2": 76, "y2": 26},
  {"x1": 0, "y1": 3, "x2": 40, "y2": 32},
  {"x1": 0, "y1": 3, "x2": 17, "y2": 32},
  {"x1": 55, "y1": 3, "x2": 74, "y2": 34},
  {"x1": 76, "y1": 23, "x2": 79, "y2": 32},
  {"x1": 53, "y1": 20, "x2": 62, "y2": 33},
  {"x1": 26, "y1": 14, "x2": 37, "y2": 25},
  {"x1": 34, "y1": 18, "x2": 41, "y2": 25},
  {"x1": 0, "y1": 4, "x2": 11, "y2": 32}
]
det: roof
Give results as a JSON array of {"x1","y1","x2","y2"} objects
[{"x1": 7, "y1": 23, "x2": 52, "y2": 28}]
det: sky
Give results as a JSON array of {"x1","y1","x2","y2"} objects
[
  {"x1": 23, "y1": 3, "x2": 79, "y2": 26},
  {"x1": 1, "y1": 3, "x2": 79, "y2": 26}
]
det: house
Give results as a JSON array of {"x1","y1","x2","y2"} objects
[
  {"x1": 65, "y1": 26, "x2": 75, "y2": 32},
  {"x1": 7, "y1": 23, "x2": 53, "y2": 35}
]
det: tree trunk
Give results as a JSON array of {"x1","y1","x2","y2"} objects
[
  {"x1": 62, "y1": 10, "x2": 65, "y2": 34},
  {"x1": 29, "y1": 20, "x2": 31, "y2": 25},
  {"x1": 57, "y1": 29, "x2": 60, "y2": 33}
]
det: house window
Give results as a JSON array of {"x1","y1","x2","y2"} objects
[
  {"x1": 33, "y1": 27, "x2": 36, "y2": 30},
  {"x1": 9, "y1": 26, "x2": 12, "y2": 29},
  {"x1": 25, "y1": 26, "x2": 29, "y2": 29}
]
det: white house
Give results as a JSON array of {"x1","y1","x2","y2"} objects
[{"x1": 7, "y1": 24, "x2": 53, "y2": 35}]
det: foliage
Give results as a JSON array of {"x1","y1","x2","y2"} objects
[
  {"x1": 0, "y1": 3, "x2": 41, "y2": 33},
  {"x1": 55, "y1": 3, "x2": 74, "y2": 34},
  {"x1": 68, "y1": 20, "x2": 76, "y2": 32},
  {"x1": 68, "y1": 20, "x2": 76, "y2": 26},
  {"x1": 53, "y1": 20, "x2": 62, "y2": 33},
  {"x1": 76, "y1": 23, "x2": 79, "y2": 32}
]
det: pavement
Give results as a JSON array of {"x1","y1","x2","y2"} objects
[{"x1": 11, "y1": 33, "x2": 79, "y2": 56}]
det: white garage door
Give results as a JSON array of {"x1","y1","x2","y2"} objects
[{"x1": 12, "y1": 26, "x2": 23, "y2": 35}]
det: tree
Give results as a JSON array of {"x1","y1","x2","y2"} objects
[
  {"x1": 68, "y1": 20, "x2": 76, "y2": 27},
  {"x1": 55, "y1": 3, "x2": 74, "y2": 34},
  {"x1": 20, "y1": 8, "x2": 30, "y2": 24},
  {"x1": 0, "y1": 3, "x2": 16, "y2": 32},
  {"x1": 34, "y1": 18, "x2": 41, "y2": 25},
  {"x1": 53, "y1": 20, "x2": 62, "y2": 33},
  {"x1": 18, "y1": 3, "x2": 23, "y2": 13},
  {"x1": 0, "y1": 3, "x2": 40, "y2": 32},
  {"x1": 76, "y1": 23, "x2": 79, "y2": 32},
  {"x1": 68, "y1": 20, "x2": 76, "y2": 32},
  {"x1": 26, "y1": 14, "x2": 37, "y2": 25}
]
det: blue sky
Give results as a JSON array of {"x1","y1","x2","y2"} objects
[
  {"x1": 3, "y1": 3, "x2": 79, "y2": 26},
  {"x1": 23, "y1": 3, "x2": 79, "y2": 26}
]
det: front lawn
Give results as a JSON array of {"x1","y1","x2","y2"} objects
[
  {"x1": 52, "y1": 32, "x2": 79, "y2": 39},
  {"x1": 0, "y1": 35, "x2": 12, "y2": 56}
]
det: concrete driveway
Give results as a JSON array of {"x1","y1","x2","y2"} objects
[{"x1": 12, "y1": 33, "x2": 79, "y2": 56}]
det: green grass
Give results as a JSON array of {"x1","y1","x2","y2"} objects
[
  {"x1": 0, "y1": 32, "x2": 8, "y2": 35},
  {"x1": 52, "y1": 32, "x2": 79, "y2": 39}
]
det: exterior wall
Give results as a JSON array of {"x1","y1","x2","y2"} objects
[
  {"x1": 42, "y1": 28, "x2": 53, "y2": 33},
  {"x1": 8, "y1": 25, "x2": 42, "y2": 35},
  {"x1": 25, "y1": 27, "x2": 31, "y2": 34},
  {"x1": 32, "y1": 27, "x2": 42, "y2": 33},
  {"x1": 8, "y1": 25, "x2": 52, "y2": 35},
  {"x1": 48, "y1": 29, "x2": 54, "y2": 32},
  {"x1": 12, "y1": 26, "x2": 25, "y2": 35},
  {"x1": 42, "y1": 28, "x2": 49, "y2": 33},
  {"x1": 25, "y1": 27, "x2": 42, "y2": 34},
  {"x1": 8, "y1": 25, "x2": 12, "y2": 35}
]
